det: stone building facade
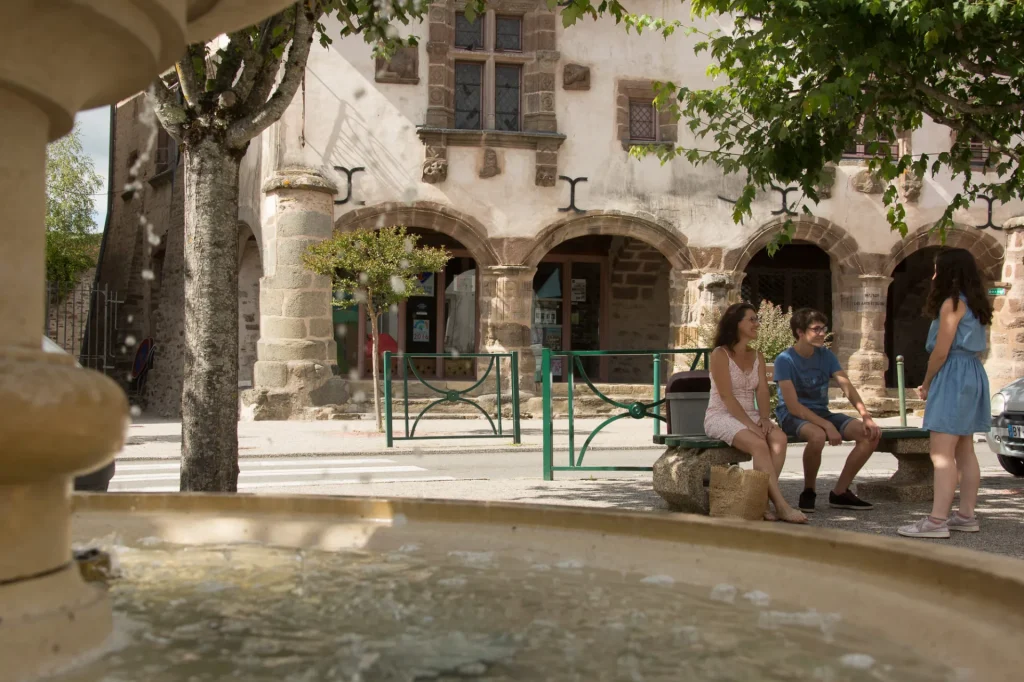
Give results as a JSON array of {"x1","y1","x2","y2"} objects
[{"x1": 98, "y1": 1, "x2": 1024, "y2": 419}]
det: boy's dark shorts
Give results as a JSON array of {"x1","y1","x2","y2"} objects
[{"x1": 777, "y1": 411, "x2": 854, "y2": 441}]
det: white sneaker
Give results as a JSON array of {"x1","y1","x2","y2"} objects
[
  {"x1": 897, "y1": 517, "x2": 950, "y2": 539},
  {"x1": 947, "y1": 512, "x2": 980, "y2": 533}
]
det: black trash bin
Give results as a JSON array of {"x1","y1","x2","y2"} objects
[
  {"x1": 664, "y1": 371, "x2": 711, "y2": 436},
  {"x1": 74, "y1": 460, "x2": 116, "y2": 492}
]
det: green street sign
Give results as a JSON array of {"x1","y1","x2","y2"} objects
[{"x1": 989, "y1": 287, "x2": 1007, "y2": 296}]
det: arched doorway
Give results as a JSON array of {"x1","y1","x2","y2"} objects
[
  {"x1": 530, "y1": 234, "x2": 672, "y2": 382},
  {"x1": 885, "y1": 246, "x2": 940, "y2": 388},
  {"x1": 345, "y1": 228, "x2": 479, "y2": 380},
  {"x1": 741, "y1": 242, "x2": 834, "y2": 322},
  {"x1": 238, "y1": 231, "x2": 261, "y2": 387}
]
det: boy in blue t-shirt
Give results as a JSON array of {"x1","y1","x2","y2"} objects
[{"x1": 774, "y1": 308, "x2": 881, "y2": 513}]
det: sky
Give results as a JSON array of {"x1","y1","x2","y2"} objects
[{"x1": 75, "y1": 105, "x2": 112, "y2": 231}]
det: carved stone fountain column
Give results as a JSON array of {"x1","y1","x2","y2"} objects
[{"x1": 0, "y1": 2, "x2": 295, "y2": 678}]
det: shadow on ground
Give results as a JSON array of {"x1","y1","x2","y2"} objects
[{"x1": 503, "y1": 473, "x2": 1024, "y2": 561}]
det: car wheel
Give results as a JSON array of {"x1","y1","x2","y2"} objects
[{"x1": 997, "y1": 455, "x2": 1024, "y2": 477}]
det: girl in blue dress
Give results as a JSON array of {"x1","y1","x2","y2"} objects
[{"x1": 899, "y1": 248, "x2": 993, "y2": 539}]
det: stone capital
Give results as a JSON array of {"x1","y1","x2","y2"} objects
[
  {"x1": 697, "y1": 271, "x2": 736, "y2": 292},
  {"x1": 262, "y1": 167, "x2": 338, "y2": 195},
  {"x1": 1003, "y1": 215, "x2": 1024, "y2": 232},
  {"x1": 479, "y1": 264, "x2": 537, "y2": 279}
]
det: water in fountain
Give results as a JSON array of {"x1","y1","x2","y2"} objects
[{"x1": 50, "y1": 537, "x2": 961, "y2": 681}]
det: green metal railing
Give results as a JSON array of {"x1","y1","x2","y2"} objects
[
  {"x1": 541, "y1": 348, "x2": 712, "y2": 480},
  {"x1": 383, "y1": 351, "x2": 521, "y2": 447},
  {"x1": 896, "y1": 354, "x2": 908, "y2": 426}
]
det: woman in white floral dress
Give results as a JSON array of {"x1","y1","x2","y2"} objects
[{"x1": 704, "y1": 303, "x2": 807, "y2": 524}]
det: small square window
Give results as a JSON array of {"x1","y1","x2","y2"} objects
[
  {"x1": 969, "y1": 138, "x2": 991, "y2": 164},
  {"x1": 629, "y1": 100, "x2": 656, "y2": 141},
  {"x1": 454, "y1": 12, "x2": 483, "y2": 50},
  {"x1": 494, "y1": 64, "x2": 522, "y2": 132},
  {"x1": 495, "y1": 16, "x2": 522, "y2": 52},
  {"x1": 454, "y1": 62, "x2": 483, "y2": 130},
  {"x1": 155, "y1": 128, "x2": 173, "y2": 174}
]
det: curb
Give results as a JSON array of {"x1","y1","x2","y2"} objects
[{"x1": 116, "y1": 443, "x2": 667, "y2": 462}]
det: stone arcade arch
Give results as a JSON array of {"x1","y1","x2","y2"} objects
[
  {"x1": 334, "y1": 201, "x2": 500, "y2": 267},
  {"x1": 883, "y1": 223, "x2": 1003, "y2": 280},
  {"x1": 522, "y1": 211, "x2": 692, "y2": 271},
  {"x1": 334, "y1": 203, "x2": 491, "y2": 380},
  {"x1": 237, "y1": 223, "x2": 262, "y2": 388},
  {"x1": 522, "y1": 213, "x2": 689, "y2": 383},
  {"x1": 883, "y1": 224, "x2": 1004, "y2": 389},
  {"x1": 725, "y1": 218, "x2": 877, "y2": 392}
]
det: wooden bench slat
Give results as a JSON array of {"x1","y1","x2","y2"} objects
[
  {"x1": 879, "y1": 427, "x2": 929, "y2": 439},
  {"x1": 663, "y1": 436, "x2": 730, "y2": 449}
]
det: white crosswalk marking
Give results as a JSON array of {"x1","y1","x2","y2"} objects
[{"x1": 109, "y1": 457, "x2": 454, "y2": 492}]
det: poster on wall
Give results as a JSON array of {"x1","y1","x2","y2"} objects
[
  {"x1": 571, "y1": 278, "x2": 587, "y2": 302},
  {"x1": 534, "y1": 305, "x2": 558, "y2": 326},
  {"x1": 551, "y1": 357, "x2": 564, "y2": 377},
  {"x1": 415, "y1": 272, "x2": 435, "y2": 297},
  {"x1": 412, "y1": 319, "x2": 430, "y2": 343}
]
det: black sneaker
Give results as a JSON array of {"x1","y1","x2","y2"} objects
[
  {"x1": 829, "y1": 490, "x2": 874, "y2": 510},
  {"x1": 798, "y1": 489, "x2": 817, "y2": 513}
]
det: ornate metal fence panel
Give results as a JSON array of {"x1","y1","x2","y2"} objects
[
  {"x1": 383, "y1": 351, "x2": 521, "y2": 447},
  {"x1": 44, "y1": 281, "x2": 123, "y2": 373},
  {"x1": 541, "y1": 348, "x2": 711, "y2": 480}
]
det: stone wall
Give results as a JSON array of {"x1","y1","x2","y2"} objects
[
  {"x1": 46, "y1": 268, "x2": 96, "y2": 359},
  {"x1": 608, "y1": 238, "x2": 670, "y2": 382},
  {"x1": 238, "y1": 235, "x2": 261, "y2": 387}
]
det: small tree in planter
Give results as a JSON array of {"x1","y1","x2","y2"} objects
[{"x1": 303, "y1": 226, "x2": 450, "y2": 432}]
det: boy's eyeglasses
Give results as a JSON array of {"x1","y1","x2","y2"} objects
[{"x1": 807, "y1": 325, "x2": 828, "y2": 335}]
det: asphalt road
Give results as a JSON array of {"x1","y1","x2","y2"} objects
[{"x1": 110, "y1": 439, "x2": 1006, "y2": 492}]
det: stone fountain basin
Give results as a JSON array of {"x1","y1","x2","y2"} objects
[{"x1": 71, "y1": 493, "x2": 1024, "y2": 679}]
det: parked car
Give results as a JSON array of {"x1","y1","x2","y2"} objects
[
  {"x1": 986, "y1": 377, "x2": 1024, "y2": 477},
  {"x1": 41, "y1": 336, "x2": 117, "y2": 491}
]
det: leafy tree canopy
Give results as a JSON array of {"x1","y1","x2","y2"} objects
[
  {"x1": 557, "y1": 0, "x2": 1024, "y2": 250},
  {"x1": 303, "y1": 225, "x2": 451, "y2": 315},
  {"x1": 45, "y1": 125, "x2": 103, "y2": 295}
]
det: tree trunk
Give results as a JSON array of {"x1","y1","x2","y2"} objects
[
  {"x1": 180, "y1": 136, "x2": 242, "y2": 492},
  {"x1": 369, "y1": 306, "x2": 383, "y2": 433}
]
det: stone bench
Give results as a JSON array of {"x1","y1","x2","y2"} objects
[
  {"x1": 856, "y1": 427, "x2": 932, "y2": 502},
  {"x1": 652, "y1": 436, "x2": 752, "y2": 514},
  {"x1": 652, "y1": 427, "x2": 933, "y2": 512}
]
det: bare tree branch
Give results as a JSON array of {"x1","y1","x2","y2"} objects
[
  {"x1": 241, "y1": 31, "x2": 294, "y2": 117},
  {"x1": 956, "y1": 57, "x2": 1013, "y2": 80},
  {"x1": 914, "y1": 81, "x2": 1024, "y2": 116},
  {"x1": 175, "y1": 44, "x2": 206, "y2": 109},
  {"x1": 212, "y1": 32, "x2": 248, "y2": 96},
  {"x1": 146, "y1": 76, "x2": 188, "y2": 143},
  {"x1": 226, "y1": 6, "x2": 316, "y2": 149},
  {"x1": 234, "y1": 14, "x2": 286, "y2": 101}
]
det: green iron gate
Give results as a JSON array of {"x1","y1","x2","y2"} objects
[
  {"x1": 540, "y1": 348, "x2": 711, "y2": 480},
  {"x1": 383, "y1": 351, "x2": 521, "y2": 447}
]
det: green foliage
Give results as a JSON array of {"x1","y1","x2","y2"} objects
[
  {"x1": 303, "y1": 225, "x2": 451, "y2": 318},
  {"x1": 45, "y1": 125, "x2": 103, "y2": 297},
  {"x1": 698, "y1": 299, "x2": 794, "y2": 362},
  {"x1": 556, "y1": 0, "x2": 1024, "y2": 244}
]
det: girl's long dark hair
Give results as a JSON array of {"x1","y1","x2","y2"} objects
[
  {"x1": 924, "y1": 248, "x2": 992, "y2": 325},
  {"x1": 714, "y1": 302, "x2": 756, "y2": 349}
]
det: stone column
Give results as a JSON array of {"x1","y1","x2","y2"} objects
[
  {"x1": 668, "y1": 270, "x2": 738, "y2": 373},
  {"x1": 478, "y1": 265, "x2": 537, "y2": 392},
  {"x1": 989, "y1": 222, "x2": 1024, "y2": 389},
  {"x1": 838, "y1": 273, "x2": 891, "y2": 401},
  {"x1": 0, "y1": 2, "x2": 297, "y2": 678},
  {"x1": 248, "y1": 168, "x2": 347, "y2": 419}
]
